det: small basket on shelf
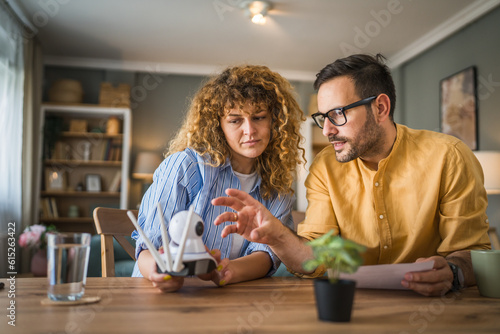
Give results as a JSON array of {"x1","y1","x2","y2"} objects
[{"x1": 99, "y1": 82, "x2": 131, "y2": 107}]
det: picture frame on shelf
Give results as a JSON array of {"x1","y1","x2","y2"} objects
[
  {"x1": 45, "y1": 168, "x2": 66, "y2": 191},
  {"x1": 440, "y1": 66, "x2": 478, "y2": 150},
  {"x1": 86, "y1": 174, "x2": 101, "y2": 192}
]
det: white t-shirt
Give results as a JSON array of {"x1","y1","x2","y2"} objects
[{"x1": 229, "y1": 170, "x2": 258, "y2": 259}]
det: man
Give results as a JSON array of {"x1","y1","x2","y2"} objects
[{"x1": 212, "y1": 54, "x2": 491, "y2": 296}]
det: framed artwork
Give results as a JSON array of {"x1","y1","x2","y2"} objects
[
  {"x1": 440, "y1": 66, "x2": 478, "y2": 150},
  {"x1": 86, "y1": 174, "x2": 101, "y2": 192},
  {"x1": 45, "y1": 168, "x2": 66, "y2": 191}
]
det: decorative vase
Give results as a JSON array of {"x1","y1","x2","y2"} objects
[
  {"x1": 106, "y1": 116, "x2": 121, "y2": 135},
  {"x1": 313, "y1": 278, "x2": 356, "y2": 322},
  {"x1": 31, "y1": 249, "x2": 48, "y2": 277}
]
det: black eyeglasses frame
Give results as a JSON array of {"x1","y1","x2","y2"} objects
[{"x1": 311, "y1": 95, "x2": 377, "y2": 129}]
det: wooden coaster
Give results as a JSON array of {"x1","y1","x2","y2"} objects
[{"x1": 41, "y1": 296, "x2": 101, "y2": 306}]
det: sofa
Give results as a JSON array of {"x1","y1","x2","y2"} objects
[{"x1": 87, "y1": 234, "x2": 136, "y2": 277}]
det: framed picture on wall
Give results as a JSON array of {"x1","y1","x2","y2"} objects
[{"x1": 440, "y1": 66, "x2": 478, "y2": 150}]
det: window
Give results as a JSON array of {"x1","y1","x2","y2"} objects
[{"x1": 0, "y1": 3, "x2": 24, "y2": 238}]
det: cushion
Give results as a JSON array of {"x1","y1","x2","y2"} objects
[{"x1": 87, "y1": 234, "x2": 136, "y2": 277}]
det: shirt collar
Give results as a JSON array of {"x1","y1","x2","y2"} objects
[{"x1": 377, "y1": 123, "x2": 404, "y2": 169}]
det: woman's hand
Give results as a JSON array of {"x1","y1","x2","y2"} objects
[
  {"x1": 138, "y1": 249, "x2": 184, "y2": 293},
  {"x1": 198, "y1": 248, "x2": 233, "y2": 286},
  {"x1": 199, "y1": 247, "x2": 272, "y2": 285},
  {"x1": 148, "y1": 263, "x2": 185, "y2": 293}
]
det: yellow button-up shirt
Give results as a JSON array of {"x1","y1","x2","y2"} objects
[{"x1": 298, "y1": 124, "x2": 491, "y2": 269}]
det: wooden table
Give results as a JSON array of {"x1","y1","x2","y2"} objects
[{"x1": 1, "y1": 277, "x2": 499, "y2": 333}]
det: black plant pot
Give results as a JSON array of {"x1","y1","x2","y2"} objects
[{"x1": 313, "y1": 278, "x2": 356, "y2": 322}]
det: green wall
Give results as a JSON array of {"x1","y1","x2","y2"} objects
[{"x1": 395, "y1": 6, "x2": 500, "y2": 232}]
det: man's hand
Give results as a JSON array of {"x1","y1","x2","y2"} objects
[
  {"x1": 211, "y1": 188, "x2": 286, "y2": 246},
  {"x1": 402, "y1": 256, "x2": 453, "y2": 296},
  {"x1": 212, "y1": 188, "x2": 315, "y2": 275}
]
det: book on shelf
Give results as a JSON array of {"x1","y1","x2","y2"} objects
[
  {"x1": 107, "y1": 139, "x2": 122, "y2": 161},
  {"x1": 50, "y1": 197, "x2": 59, "y2": 218},
  {"x1": 52, "y1": 141, "x2": 65, "y2": 160},
  {"x1": 108, "y1": 170, "x2": 122, "y2": 192},
  {"x1": 111, "y1": 144, "x2": 122, "y2": 161},
  {"x1": 95, "y1": 138, "x2": 123, "y2": 161},
  {"x1": 41, "y1": 197, "x2": 59, "y2": 219},
  {"x1": 103, "y1": 139, "x2": 112, "y2": 161},
  {"x1": 97, "y1": 139, "x2": 108, "y2": 161},
  {"x1": 41, "y1": 198, "x2": 52, "y2": 218}
]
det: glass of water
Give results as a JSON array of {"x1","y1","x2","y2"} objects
[{"x1": 47, "y1": 232, "x2": 91, "y2": 301}]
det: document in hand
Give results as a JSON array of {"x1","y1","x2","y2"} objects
[{"x1": 339, "y1": 261, "x2": 435, "y2": 289}]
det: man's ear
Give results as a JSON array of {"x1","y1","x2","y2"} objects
[{"x1": 374, "y1": 94, "x2": 391, "y2": 122}]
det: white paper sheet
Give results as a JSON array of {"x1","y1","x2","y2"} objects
[{"x1": 338, "y1": 261, "x2": 435, "y2": 290}]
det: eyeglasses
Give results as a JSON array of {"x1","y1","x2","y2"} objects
[{"x1": 311, "y1": 96, "x2": 377, "y2": 129}]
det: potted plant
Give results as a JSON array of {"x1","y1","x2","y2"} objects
[{"x1": 303, "y1": 230, "x2": 365, "y2": 322}]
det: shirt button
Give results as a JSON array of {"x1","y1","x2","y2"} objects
[
  {"x1": 383, "y1": 245, "x2": 388, "y2": 249},
  {"x1": 375, "y1": 182, "x2": 379, "y2": 187},
  {"x1": 486, "y1": 219, "x2": 489, "y2": 223},
  {"x1": 379, "y1": 214, "x2": 384, "y2": 219}
]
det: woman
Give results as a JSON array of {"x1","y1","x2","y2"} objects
[{"x1": 131, "y1": 65, "x2": 305, "y2": 292}]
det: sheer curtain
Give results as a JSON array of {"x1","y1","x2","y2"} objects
[{"x1": 0, "y1": 1, "x2": 24, "y2": 274}]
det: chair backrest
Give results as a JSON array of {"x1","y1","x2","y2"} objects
[{"x1": 93, "y1": 207, "x2": 138, "y2": 277}]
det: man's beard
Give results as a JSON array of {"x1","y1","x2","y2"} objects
[{"x1": 329, "y1": 107, "x2": 384, "y2": 163}]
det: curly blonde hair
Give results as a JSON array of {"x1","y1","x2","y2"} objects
[{"x1": 168, "y1": 65, "x2": 306, "y2": 199}]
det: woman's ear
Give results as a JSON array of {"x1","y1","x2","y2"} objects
[{"x1": 374, "y1": 94, "x2": 391, "y2": 122}]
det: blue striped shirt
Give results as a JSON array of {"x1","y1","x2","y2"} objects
[{"x1": 131, "y1": 148, "x2": 294, "y2": 277}]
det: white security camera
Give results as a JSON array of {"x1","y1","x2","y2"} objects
[
  {"x1": 169, "y1": 211, "x2": 205, "y2": 250},
  {"x1": 128, "y1": 205, "x2": 217, "y2": 277},
  {"x1": 165, "y1": 210, "x2": 217, "y2": 276}
]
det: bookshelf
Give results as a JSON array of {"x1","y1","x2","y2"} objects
[{"x1": 36, "y1": 104, "x2": 131, "y2": 233}]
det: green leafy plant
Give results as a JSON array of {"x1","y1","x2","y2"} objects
[{"x1": 303, "y1": 230, "x2": 366, "y2": 283}]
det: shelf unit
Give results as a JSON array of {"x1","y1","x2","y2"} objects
[{"x1": 36, "y1": 104, "x2": 131, "y2": 233}]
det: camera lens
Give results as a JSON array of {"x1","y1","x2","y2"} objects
[{"x1": 195, "y1": 221, "x2": 204, "y2": 236}]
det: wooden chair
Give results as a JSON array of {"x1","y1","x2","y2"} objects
[
  {"x1": 488, "y1": 227, "x2": 500, "y2": 250},
  {"x1": 93, "y1": 207, "x2": 138, "y2": 277}
]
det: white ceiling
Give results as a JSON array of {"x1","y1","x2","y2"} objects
[{"x1": 10, "y1": 0, "x2": 500, "y2": 81}]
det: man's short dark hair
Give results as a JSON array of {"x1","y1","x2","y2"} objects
[{"x1": 314, "y1": 54, "x2": 396, "y2": 120}]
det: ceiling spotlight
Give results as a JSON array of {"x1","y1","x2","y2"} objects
[{"x1": 241, "y1": 1, "x2": 272, "y2": 25}]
